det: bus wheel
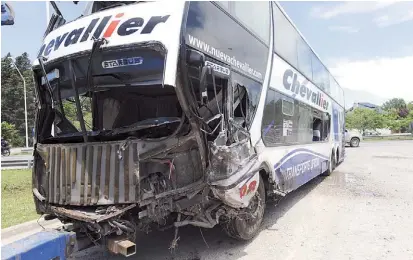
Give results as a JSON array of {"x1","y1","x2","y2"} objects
[
  {"x1": 322, "y1": 151, "x2": 335, "y2": 176},
  {"x1": 223, "y1": 175, "x2": 266, "y2": 241}
]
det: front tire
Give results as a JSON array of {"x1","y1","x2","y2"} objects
[
  {"x1": 350, "y1": 137, "x2": 360, "y2": 147},
  {"x1": 223, "y1": 175, "x2": 266, "y2": 241}
]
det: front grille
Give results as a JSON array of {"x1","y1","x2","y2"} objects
[{"x1": 38, "y1": 142, "x2": 138, "y2": 206}]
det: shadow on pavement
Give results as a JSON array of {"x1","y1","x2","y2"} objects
[{"x1": 70, "y1": 176, "x2": 325, "y2": 260}]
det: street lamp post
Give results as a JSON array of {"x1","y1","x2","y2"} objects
[{"x1": 8, "y1": 57, "x2": 29, "y2": 148}]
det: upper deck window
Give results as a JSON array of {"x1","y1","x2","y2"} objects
[
  {"x1": 273, "y1": 4, "x2": 299, "y2": 68},
  {"x1": 297, "y1": 37, "x2": 313, "y2": 80},
  {"x1": 233, "y1": 1, "x2": 270, "y2": 45},
  {"x1": 272, "y1": 3, "x2": 343, "y2": 100}
]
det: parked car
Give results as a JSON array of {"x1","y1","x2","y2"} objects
[
  {"x1": 364, "y1": 130, "x2": 381, "y2": 136},
  {"x1": 345, "y1": 129, "x2": 362, "y2": 147}
]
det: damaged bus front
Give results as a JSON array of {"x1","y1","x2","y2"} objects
[{"x1": 32, "y1": 1, "x2": 267, "y2": 255}]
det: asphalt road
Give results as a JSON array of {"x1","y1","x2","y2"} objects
[{"x1": 71, "y1": 140, "x2": 413, "y2": 260}]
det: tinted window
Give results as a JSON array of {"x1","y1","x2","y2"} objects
[
  {"x1": 262, "y1": 89, "x2": 296, "y2": 146},
  {"x1": 233, "y1": 1, "x2": 270, "y2": 44},
  {"x1": 322, "y1": 112, "x2": 331, "y2": 140},
  {"x1": 280, "y1": 95, "x2": 297, "y2": 144},
  {"x1": 187, "y1": 2, "x2": 270, "y2": 122},
  {"x1": 322, "y1": 66, "x2": 330, "y2": 94},
  {"x1": 311, "y1": 55, "x2": 324, "y2": 90},
  {"x1": 297, "y1": 38, "x2": 313, "y2": 80},
  {"x1": 282, "y1": 99, "x2": 294, "y2": 116},
  {"x1": 297, "y1": 103, "x2": 313, "y2": 143},
  {"x1": 262, "y1": 90, "x2": 277, "y2": 145},
  {"x1": 262, "y1": 89, "x2": 331, "y2": 146},
  {"x1": 273, "y1": 5, "x2": 299, "y2": 68},
  {"x1": 272, "y1": 3, "x2": 343, "y2": 106}
]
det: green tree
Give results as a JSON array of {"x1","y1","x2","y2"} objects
[
  {"x1": 1, "y1": 121, "x2": 24, "y2": 146},
  {"x1": 382, "y1": 108, "x2": 413, "y2": 133},
  {"x1": 407, "y1": 102, "x2": 413, "y2": 112},
  {"x1": 382, "y1": 98, "x2": 406, "y2": 111},
  {"x1": 381, "y1": 98, "x2": 410, "y2": 118},
  {"x1": 346, "y1": 108, "x2": 384, "y2": 133},
  {"x1": 1, "y1": 53, "x2": 37, "y2": 146}
]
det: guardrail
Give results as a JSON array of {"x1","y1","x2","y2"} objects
[
  {"x1": 1, "y1": 230, "x2": 77, "y2": 260},
  {"x1": 1, "y1": 158, "x2": 33, "y2": 169}
]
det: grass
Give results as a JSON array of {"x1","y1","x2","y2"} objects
[{"x1": 1, "y1": 169, "x2": 39, "y2": 229}]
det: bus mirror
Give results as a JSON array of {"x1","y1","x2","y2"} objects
[
  {"x1": 1, "y1": 2, "x2": 15, "y2": 26},
  {"x1": 186, "y1": 49, "x2": 205, "y2": 67}
]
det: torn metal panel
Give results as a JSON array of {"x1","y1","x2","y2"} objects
[
  {"x1": 206, "y1": 125, "x2": 261, "y2": 208},
  {"x1": 50, "y1": 204, "x2": 136, "y2": 223},
  {"x1": 210, "y1": 160, "x2": 261, "y2": 209},
  {"x1": 206, "y1": 137, "x2": 256, "y2": 182},
  {"x1": 38, "y1": 142, "x2": 138, "y2": 206},
  {"x1": 36, "y1": 135, "x2": 197, "y2": 206}
]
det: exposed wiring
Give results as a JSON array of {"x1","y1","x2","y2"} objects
[
  {"x1": 169, "y1": 213, "x2": 181, "y2": 250},
  {"x1": 200, "y1": 121, "x2": 222, "y2": 136},
  {"x1": 37, "y1": 214, "x2": 46, "y2": 230},
  {"x1": 142, "y1": 112, "x2": 186, "y2": 142},
  {"x1": 199, "y1": 227, "x2": 209, "y2": 248}
]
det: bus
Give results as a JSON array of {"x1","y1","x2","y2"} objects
[{"x1": 32, "y1": 1, "x2": 345, "y2": 256}]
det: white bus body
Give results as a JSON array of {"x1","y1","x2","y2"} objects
[{"x1": 32, "y1": 1, "x2": 345, "y2": 255}]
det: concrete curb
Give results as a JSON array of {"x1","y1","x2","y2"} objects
[{"x1": 1, "y1": 217, "x2": 63, "y2": 246}]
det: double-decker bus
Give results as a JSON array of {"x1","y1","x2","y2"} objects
[{"x1": 32, "y1": 1, "x2": 345, "y2": 256}]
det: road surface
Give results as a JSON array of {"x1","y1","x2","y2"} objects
[{"x1": 71, "y1": 141, "x2": 413, "y2": 260}]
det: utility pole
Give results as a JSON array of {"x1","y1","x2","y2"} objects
[{"x1": 8, "y1": 57, "x2": 29, "y2": 148}]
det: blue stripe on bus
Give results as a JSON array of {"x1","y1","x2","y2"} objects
[
  {"x1": 274, "y1": 148, "x2": 329, "y2": 170},
  {"x1": 273, "y1": 149, "x2": 329, "y2": 191}
]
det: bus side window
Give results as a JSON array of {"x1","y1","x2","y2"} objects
[
  {"x1": 322, "y1": 112, "x2": 331, "y2": 141},
  {"x1": 233, "y1": 84, "x2": 249, "y2": 127},
  {"x1": 312, "y1": 110, "x2": 330, "y2": 142},
  {"x1": 262, "y1": 89, "x2": 276, "y2": 145},
  {"x1": 313, "y1": 118, "x2": 321, "y2": 141}
]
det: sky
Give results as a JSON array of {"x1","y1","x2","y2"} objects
[{"x1": 1, "y1": 1, "x2": 413, "y2": 103}]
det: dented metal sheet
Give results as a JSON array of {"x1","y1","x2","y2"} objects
[
  {"x1": 50, "y1": 204, "x2": 137, "y2": 223},
  {"x1": 37, "y1": 142, "x2": 138, "y2": 206}
]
